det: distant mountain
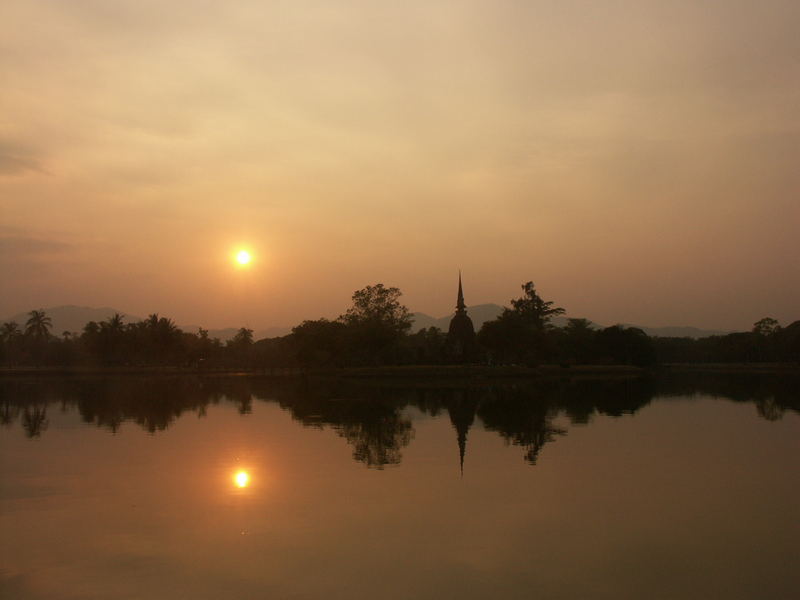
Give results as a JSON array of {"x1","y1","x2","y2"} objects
[
  {"x1": 411, "y1": 304, "x2": 505, "y2": 333},
  {"x1": 410, "y1": 305, "x2": 731, "y2": 339},
  {"x1": 0, "y1": 306, "x2": 291, "y2": 341},
  {"x1": 1, "y1": 305, "x2": 142, "y2": 336},
  {"x1": 258, "y1": 326, "x2": 292, "y2": 339},
  {"x1": 182, "y1": 325, "x2": 292, "y2": 342},
  {"x1": 2, "y1": 305, "x2": 733, "y2": 342},
  {"x1": 618, "y1": 324, "x2": 732, "y2": 339},
  {"x1": 411, "y1": 304, "x2": 602, "y2": 333}
]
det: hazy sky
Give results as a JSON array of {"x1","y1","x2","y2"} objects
[{"x1": 2, "y1": 0, "x2": 798, "y2": 330}]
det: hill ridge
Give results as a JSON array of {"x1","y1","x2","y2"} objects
[{"x1": 3, "y1": 304, "x2": 735, "y2": 341}]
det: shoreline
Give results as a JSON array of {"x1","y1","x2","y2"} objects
[{"x1": 0, "y1": 363, "x2": 797, "y2": 378}]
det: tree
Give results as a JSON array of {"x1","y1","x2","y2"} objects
[
  {"x1": 136, "y1": 314, "x2": 183, "y2": 365},
  {"x1": 99, "y1": 313, "x2": 127, "y2": 364},
  {"x1": 24, "y1": 310, "x2": 53, "y2": 365},
  {"x1": 0, "y1": 321, "x2": 23, "y2": 365},
  {"x1": 289, "y1": 319, "x2": 347, "y2": 367},
  {"x1": 231, "y1": 327, "x2": 254, "y2": 346},
  {"x1": 774, "y1": 320, "x2": 800, "y2": 363},
  {"x1": 339, "y1": 284, "x2": 412, "y2": 365},
  {"x1": 1, "y1": 322, "x2": 21, "y2": 341},
  {"x1": 225, "y1": 328, "x2": 255, "y2": 367},
  {"x1": 407, "y1": 327, "x2": 447, "y2": 364},
  {"x1": 188, "y1": 327, "x2": 219, "y2": 365},
  {"x1": 509, "y1": 282, "x2": 565, "y2": 330},
  {"x1": 596, "y1": 325, "x2": 656, "y2": 366},
  {"x1": 478, "y1": 282, "x2": 565, "y2": 365},
  {"x1": 560, "y1": 318, "x2": 598, "y2": 364},
  {"x1": 478, "y1": 311, "x2": 533, "y2": 364},
  {"x1": 752, "y1": 317, "x2": 780, "y2": 336},
  {"x1": 25, "y1": 310, "x2": 52, "y2": 339},
  {"x1": 105, "y1": 313, "x2": 125, "y2": 333},
  {"x1": 751, "y1": 317, "x2": 781, "y2": 361},
  {"x1": 341, "y1": 284, "x2": 412, "y2": 332}
]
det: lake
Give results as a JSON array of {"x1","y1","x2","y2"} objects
[{"x1": 1, "y1": 373, "x2": 798, "y2": 599}]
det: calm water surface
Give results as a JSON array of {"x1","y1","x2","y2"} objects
[{"x1": 1, "y1": 374, "x2": 798, "y2": 599}]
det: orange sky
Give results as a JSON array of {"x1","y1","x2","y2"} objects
[{"x1": 2, "y1": 1, "x2": 798, "y2": 330}]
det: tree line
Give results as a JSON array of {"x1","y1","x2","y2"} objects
[{"x1": 1, "y1": 283, "x2": 798, "y2": 368}]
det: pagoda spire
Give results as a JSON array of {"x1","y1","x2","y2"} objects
[
  {"x1": 456, "y1": 270, "x2": 466, "y2": 313},
  {"x1": 458, "y1": 428, "x2": 467, "y2": 477},
  {"x1": 446, "y1": 270, "x2": 476, "y2": 362},
  {"x1": 447, "y1": 393, "x2": 477, "y2": 478}
]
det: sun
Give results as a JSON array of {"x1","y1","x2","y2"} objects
[
  {"x1": 233, "y1": 470, "x2": 250, "y2": 488},
  {"x1": 235, "y1": 250, "x2": 252, "y2": 266}
]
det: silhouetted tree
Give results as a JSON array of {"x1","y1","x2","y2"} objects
[
  {"x1": 653, "y1": 318, "x2": 800, "y2": 364},
  {"x1": 0, "y1": 322, "x2": 23, "y2": 365},
  {"x1": 478, "y1": 282, "x2": 564, "y2": 365},
  {"x1": 341, "y1": 284, "x2": 412, "y2": 331},
  {"x1": 99, "y1": 313, "x2": 127, "y2": 365},
  {"x1": 775, "y1": 320, "x2": 800, "y2": 362},
  {"x1": 289, "y1": 319, "x2": 347, "y2": 367},
  {"x1": 24, "y1": 310, "x2": 53, "y2": 339},
  {"x1": 339, "y1": 284, "x2": 412, "y2": 365},
  {"x1": 226, "y1": 327, "x2": 255, "y2": 367},
  {"x1": 139, "y1": 314, "x2": 183, "y2": 365},
  {"x1": 478, "y1": 312, "x2": 532, "y2": 364},
  {"x1": 751, "y1": 317, "x2": 781, "y2": 361},
  {"x1": 753, "y1": 318, "x2": 780, "y2": 336},
  {"x1": 596, "y1": 325, "x2": 656, "y2": 366},
  {"x1": 185, "y1": 327, "x2": 222, "y2": 366},
  {"x1": 407, "y1": 327, "x2": 447, "y2": 364},
  {"x1": 24, "y1": 310, "x2": 53, "y2": 365},
  {"x1": 559, "y1": 318, "x2": 599, "y2": 364},
  {"x1": 1, "y1": 321, "x2": 21, "y2": 341},
  {"x1": 509, "y1": 282, "x2": 565, "y2": 329},
  {"x1": 232, "y1": 327, "x2": 254, "y2": 345}
]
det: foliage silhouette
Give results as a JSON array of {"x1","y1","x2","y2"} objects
[
  {"x1": 478, "y1": 282, "x2": 564, "y2": 365},
  {"x1": 3, "y1": 373, "x2": 795, "y2": 469},
  {"x1": 24, "y1": 310, "x2": 53, "y2": 338},
  {"x1": 1, "y1": 292, "x2": 797, "y2": 369},
  {"x1": 338, "y1": 284, "x2": 413, "y2": 365},
  {"x1": 652, "y1": 318, "x2": 800, "y2": 364}
]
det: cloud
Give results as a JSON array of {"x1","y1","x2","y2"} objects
[
  {"x1": 0, "y1": 154, "x2": 40, "y2": 175},
  {"x1": 0, "y1": 233, "x2": 72, "y2": 257},
  {"x1": 0, "y1": 141, "x2": 44, "y2": 176},
  {"x1": 0, "y1": 0, "x2": 797, "y2": 329}
]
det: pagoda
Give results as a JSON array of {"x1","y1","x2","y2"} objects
[{"x1": 446, "y1": 272, "x2": 476, "y2": 361}]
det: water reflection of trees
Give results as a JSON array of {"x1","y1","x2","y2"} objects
[
  {"x1": 653, "y1": 373, "x2": 799, "y2": 423},
  {"x1": 21, "y1": 405, "x2": 49, "y2": 438},
  {"x1": 478, "y1": 389, "x2": 565, "y2": 465},
  {"x1": 1, "y1": 373, "x2": 797, "y2": 467},
  {"x1": 264, "y1": 379, "x2": 415, "y2": 468},
  {"x1": 0, "y1": 377, "x2": 230, "y2": 435}
]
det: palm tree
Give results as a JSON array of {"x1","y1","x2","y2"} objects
[
  {"x1": 1, "y1": 321, "x2": 21, "y2": 341},
  {"x1": 101, "y1": 313, "x2": 127, "y2": 365},
  {"x1": 22, "y1": 310, "x2": 53, "y2": 367},
  {"x1": 105, "y1": 313, "x2": 125, "y2": 332},
  {"x1": 139, "y1": 313, "x2": 181, "y2": 365},
  {"x1": 1, "y1": 321, "x2": 23, "y2": 365},
  {"x1": 25, "y1": 310, "x2": 52, "y2": 339}
]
